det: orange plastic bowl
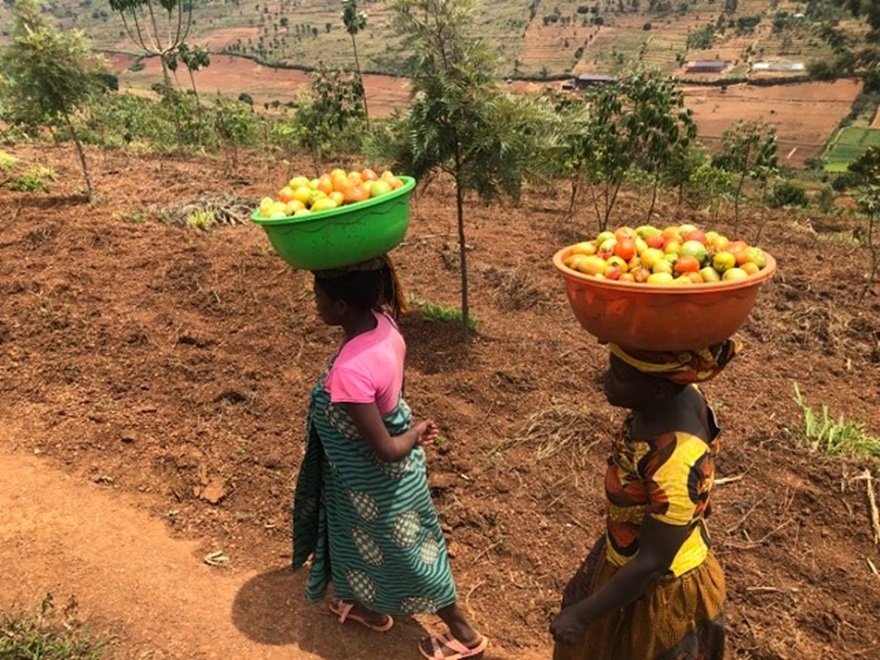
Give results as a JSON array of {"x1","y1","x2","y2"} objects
[{"x1": 552, "y1": 244, "x2": 777, "y2": 351}]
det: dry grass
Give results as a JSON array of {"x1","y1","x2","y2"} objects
[
  {"x1": 481, "y1": 265, "x2": 553, "y2": 311},
  {"x1": 494, "y1": 403, "x2": 600, "y2": 464}
]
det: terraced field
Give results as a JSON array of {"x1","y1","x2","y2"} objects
[
  {"x1": 824, "y1": 126, "x2": 880, "y2": 172},
  {"x1": 0, "y1": 0, "x2": 851, "y2": 78}
]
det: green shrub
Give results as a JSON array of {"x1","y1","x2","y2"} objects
[
  {"x1": 814, "y1": 184, "x2": 838, "y2": 214},
  {"x1": 768, "y1": 179, "x2": 808, "y2": 208},
  {"x1": 5, "y1": 166, "x2": 54, "y2": 192}
]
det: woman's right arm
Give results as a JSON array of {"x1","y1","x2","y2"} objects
[
  {"x1": 342, "y1": 402, "x2": 438, "y2": 462},
  {"x1": 550, "y1": 516, "x2": 692, "y2": 645}
]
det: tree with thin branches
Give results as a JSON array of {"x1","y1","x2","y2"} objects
[
  {"x1": 381, "y1": 0, "x2": 560, "y2": 340},
  {"x1": 0, "y1": 0, "x2": 107, "y2": 199},
  {"x1": 341, "y1": 0, "x2": 369, "y2": 128},
  {"x1": 176, "y1": 43, "x2": 211, "y2": 139},
  {"x1": 108, "y1": 0, "x2": 194, "y2": 148},
  {"x1": 712, "y1": 120, "x2": 777, "y2": 235}
]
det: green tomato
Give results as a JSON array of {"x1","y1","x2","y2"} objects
[
  {"x1": 743, "y1": 246, "x2": 766, "y2": 268},
  {"x1": 596, "y1": 231, "x2": 615, "y2": 245},
  {"x1": 680, "y1": 240, "x2": 707, "y2": 264}
]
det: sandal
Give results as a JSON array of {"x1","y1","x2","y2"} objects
[
  {"x1": 328, "y1": 599, "x2": 394, "y2": 632},
  {"x1": 418, "y1": 633, "x2": 489, "y2": 660}
]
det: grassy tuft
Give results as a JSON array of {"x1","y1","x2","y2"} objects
[
  {"x1": 409, "y1": 295, "x2": 477, "y2": 330},
  {"x1": 792, "y1": 382, "x2": 880, "y2": 459},
  {"x1": 185, "y1": 209, "x2": 216, "y2": 230},
  {"x1": 0, "y1": 593, "x2": 107, "y2": 659},
  {"x1": 4, "y1": 166, "x2": 55, "y2": 193},
  {"x1": 0, "y1": 150, "x2": 17, "y2": 171},
  {"x1": 493, "y1": 404, "x2": 600, "y2": 464}
]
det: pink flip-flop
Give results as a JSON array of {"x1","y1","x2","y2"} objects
[
  {"x1": 419, "y1": 632, "x2": 489, "y2": 659},
  {"x1": 329, "y1": 599, "x2": 394, "y2": 632}
]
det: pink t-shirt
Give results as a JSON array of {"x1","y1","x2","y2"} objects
[{"x1": 324, "y1": 311, "x2": 405, "y2": 415}]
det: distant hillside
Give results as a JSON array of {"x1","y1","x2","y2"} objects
[{"x1": 0, "y1": 0, "x2": 866, "y2": 80}]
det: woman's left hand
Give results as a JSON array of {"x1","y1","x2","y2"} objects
[
  {"x1": 549, "y1": 605, "x2": 588, "y2": 647},
  {"x1": 414, "y1": 420, "x2": 440, "y2": 447}
]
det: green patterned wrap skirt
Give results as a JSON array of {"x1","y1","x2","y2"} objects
[{"x1": 292, "y1": 368, "x2": 457, "y2": 616}]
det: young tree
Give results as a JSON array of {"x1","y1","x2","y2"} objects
[
  {"x1": 849, "y1": 146, "x2": 880, "y2": 300},
  {"x1": 622, "y1": 68, "x2": 697, "y2": 222},
  {"x1": 285, "y1": 67, "x2": 367, "y2": 174},
  {"x1": 341, "y1": 0, "x2": 370, "y2": 128},
  {"x1": 712, "y1": 120, "x2": 777, "y2": 233},
  {"x1": 383, "y1": 0, "x2": 559, "y2": 339},
  {"x1": 854, "y1": 184, "x2": 879, "y2": 302},
  {"x1": 0, "y1": 0, "x2": 107, "y2": 199},
  {"x1": 177, "y1": 43, "x2": 211, "y2": 135},
  {"x1": 108, "y1": 0, "x2": 194, "y2": 147},
  {"x1": 570, "y1": 69, "x2": 696, "y2": 230},
  {"x1": 578, "y1": 81, "x2": 632, "y2": 230},
  {"x1": 205, "y1": 96, "x2": 257, "y2": 173}
]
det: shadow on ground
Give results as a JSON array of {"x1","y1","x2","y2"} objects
[{"x1": 231, "y1": 566, "x2": 431, "y2": 659}]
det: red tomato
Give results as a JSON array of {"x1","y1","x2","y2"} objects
[
  {"x1": 614, "y1": 237, "x2": 636, "y2": 262},
  {"x1": 683, "y1": 229, "x2": 708, "y2": 245},
  {"x1": 674, "y1": 255, "x2": 701, "y2": 274},
  {"x1": 645, "y1": 234, "x2": 666, "y2": 249},
  {"x1": 730, "y1": 244, "x2": 751, "y2": 266}
]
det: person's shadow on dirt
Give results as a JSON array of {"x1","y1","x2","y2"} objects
[{"x1": 231, "y1": 566, "x2": 431, "y2": 659}]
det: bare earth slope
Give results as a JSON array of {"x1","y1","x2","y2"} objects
[{"x1": 1, "y1": 142, "x2": 879, "y2": 658}]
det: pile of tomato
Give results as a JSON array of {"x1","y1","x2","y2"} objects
[
  {"x1": 255, "y1": 168, "x2": 404, "y2": 220},
  {"x1": 562, "y1": 224, "x2": 769, "y2": 285}
]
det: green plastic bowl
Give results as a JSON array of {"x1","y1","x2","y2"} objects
[{"x1": 250, "y1": 176, "x2": 416, "y2": 271}]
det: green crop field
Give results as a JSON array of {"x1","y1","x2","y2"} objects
[{"x1": 824, "y1": 127, "x2": 880, "y2": 172}]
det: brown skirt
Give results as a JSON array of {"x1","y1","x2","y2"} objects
[{"x1": 553, "y1": 536, "x2": 726, "y2": 660}]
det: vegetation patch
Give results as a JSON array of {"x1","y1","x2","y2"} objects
[
  {"x1": 0, "y1": 593, "x2": 107, "y2": 660},
  {"x1": 824, "y1": 127, "x2": 880, "y2": 172},
  {"x1": 792, "y1": 383, "x2": 880, "y2": 459}
]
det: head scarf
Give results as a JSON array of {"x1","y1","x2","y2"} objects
[{"x1": 609, "y1": 339, "x2": 741, "y2": 385}]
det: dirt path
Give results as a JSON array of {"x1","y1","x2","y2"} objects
[{"x1": 0, "y1": 427, "x2": 538, "y2": 659}]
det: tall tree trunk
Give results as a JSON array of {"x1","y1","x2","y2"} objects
[
  {"x1": 61, "y1": 110, "x2": 93, "y2": 200},
  {"x1": 188, "y1": 68, "x2": 203, "y2": 145},
  {"x1": 565, "y1": 174, "x2": 579, "y2": 220},
  {"x1": 350, "y1": 35, "x2": 370, "y2": 130},
  {"x1": 861, "y1": 215, "x2": 877, "y2": 304},
  {"x1": 646, "y1": 178, "x2": 659, "y2": 223},
  {"x1": 734, "y1": 174, "x2": 745, "y2": 233},
  {"x1": 454, "y1": 145, "x2": 469, "y2": 341},
  {"x1": 159, "y1": 56, "x2": 183, "y2": 150}
]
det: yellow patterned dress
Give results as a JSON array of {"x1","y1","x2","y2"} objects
[{"x1": 554, "y1": 396, "x2": 726, "y2": 660}]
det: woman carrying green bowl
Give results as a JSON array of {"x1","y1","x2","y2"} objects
[{"x1": 292, "y1": 256, "x2": 488, "y2": 660}]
